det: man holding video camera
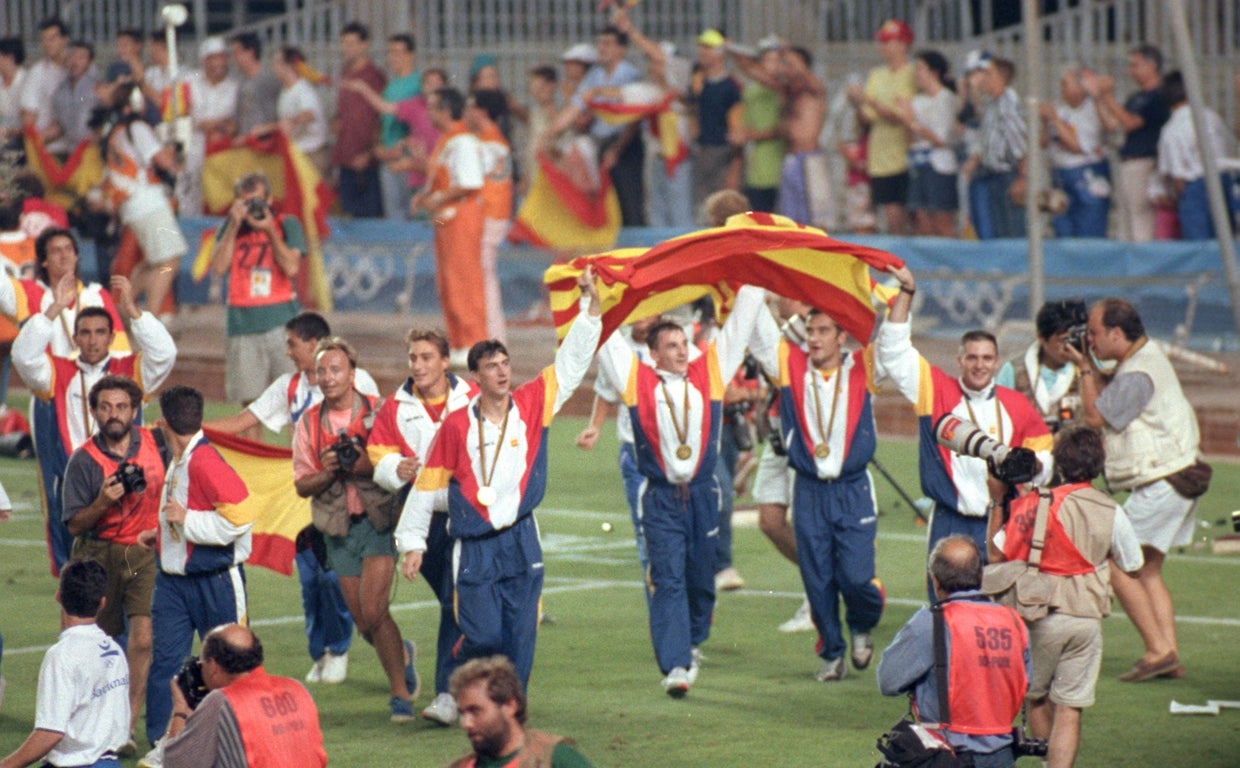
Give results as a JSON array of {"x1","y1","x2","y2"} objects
[
  {"x1": 294, "y1": 338, "x2": 418, "y2": 723},
  {"x1": 208, "y1": 171, "x2": 305, "y2": 421},
  {"x1": 987, "y1": 425, "x2": 1144, "y2": 768},
  {"x1": 996, "y1": 299, "x2": 1088, "y2": 433},
  {"x1": 61, "y1": 375, "x2": 170, "y2": 753},
  {"x1": 163, "y1": 624, "x2": 326, "y2": 768},
  {"x1": 1066, "y1": 298, "x2": 1201, "y2": 682},
  {"x1": 876, "y1": 265, "x2": 1053, "y2": 577}
]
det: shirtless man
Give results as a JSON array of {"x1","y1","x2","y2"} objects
[{"x1": 729, "y1": 41, "x2": 830, "y2": 228}]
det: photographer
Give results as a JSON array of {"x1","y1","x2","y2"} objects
[
  {"x1": 208, "y1": 171, "x2": 305, "y2": 417},
  {"x1": 1066, "y1": 298, "x2": 1201, "y2": 682},
  {"x1": 987, "y1": 426, "x2": 1143, "y2": 768},
  {"x1": 293, "y1": 338, "x2": 416, "y2": 722},
  {"x1": 61, "y1": 375, "x2": 170, "y2": 753},
  {"x1": 139, "y1": 386, "x2": 253, "y2": 755},
  {"x1": 163, "y1": 624, "x2": 326, "y2": 768},
  {"x1": 996, "y1": 300, "x2": 1087, "y2": 433}
]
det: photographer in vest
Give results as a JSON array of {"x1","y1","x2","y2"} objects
[
  {"x1": 61, "y1": 374, "x2": 170, "y2": 753},
  {"x1": 987, "y1": 425, "x2": 1143, "y2": 768},
  {"x1": 1065, "y1": 298, "x2": 1201, "y2": 682},
  {"x1": 163, "y1": 624, "x2": 326, "y2": 768},
  {"x1": 293, "y1": 337, "x2": 417, "y2": 723},
  {"x1": 877, "y1": 536, "x2": 1030, "y2": 768}
]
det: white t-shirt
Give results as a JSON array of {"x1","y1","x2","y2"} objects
[
  {"x1": 441, "y1": 131, "x2": 486, "y2": 190},
  {"x1": 909, "y1": 88, "x2": 959, "y2": 174},
  {"x1": 0, "y1": 67, "x2": 27, "y2": 134},
  {"x1": 35, "y1": 623, "x2": 130, "y2": 766},
  {"x1": 108, "y1": 120, "x2": 170, "y2": 222},
  {"x1": 247, "y1": 367, "x2": 379, "y2": 433},
  {"x1": 18, "y1": 58, "x2": 65, "y2": 132},
  {"x1": 1158, "y1": 103, "x2": 1230, "y2": 183},
  {"x1": 277, "y1": 78, "x2": 328, "y2": 154},
  {"x1": 1050, "y1": 98, "x2": 1105, "y2": 169}
]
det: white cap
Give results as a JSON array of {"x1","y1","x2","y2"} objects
[
  {"x1": 561, "y1": 43, "x2": 598, "y2": 64},
  {"x1": 199, "y1": 36, "x2": 228, "y2": 60},
  {"x1": 658, "y1": 40, "x2": 677, "y2": 60},
  {"x1": 964, "y1": 49, "x2": 992, "y2": 73}
]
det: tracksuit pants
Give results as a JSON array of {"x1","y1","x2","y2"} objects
[
  {"x1": 147, "y1": 565, "x2": 247, "y2": 743},
  {"x1": 638, "y1": 476, "x2": 719, "y2": 674},
  {"x1": 33, "y1": 399, "x2": 71, "y2": 575},
  {"x1": 423, "y1": 512, "x2": 464, "y2": 694},
  {"x1": 296, "y1": 547, "x2": 353, "y2": 662},
  {"x1": 453, "y1": 514, "x2": 543, "y2": 688},
  {"x1": 792, "y1": 471, "x2": 883, "y2": 661},
  {"x1": 619, "y1": 444, "x2": 650, "y2": 580},
  {"x1": 926, "y1": 503, "x2": 990, "y2": 601}
]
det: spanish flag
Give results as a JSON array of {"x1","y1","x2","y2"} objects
[
  {"x1": 202, "y1": 428, "x2": 307, "y2": 576},
  {"x1": 587, "y1": 82, "x2": 688, "y2": 176},
  {"x1": 545, "y1": 211, "x2": 904, "y2": 345},
  {"x1": 510, "y1": 153, "x2": 622, "y2": 252},
  {"x1": 22, "y1": 127, "x2": 105, "y2": 211},
  {"x1": 193, "y1": 131, "x2": 334, "y2": 311}
]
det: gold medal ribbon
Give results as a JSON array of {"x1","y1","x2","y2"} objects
[
  {"x1": 476, "y1": 398, "x2": 511, "y2": 494},
  {"x1": 964, "y1": 393, "x2": 1004, "y2": 444},
  {"x1": 810, "y1": 364, "x2": 844, "y2": 459},
  {"x1": 659, "y1": 378, "x2": 692, "y2": 460}
]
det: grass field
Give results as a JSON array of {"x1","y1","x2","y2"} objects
[{"x1": 1, "y1": 409, "x2": 1239, "y2": 766}]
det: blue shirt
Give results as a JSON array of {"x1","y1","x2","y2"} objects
[
  {"x1": 1119, "y1": 88, "x2": 1169, "y2": 160},
  {"x1": 694, "y1": 73, "x2": 740, "y2": 147},
  {"x1": 573, "y1": 59, "x2": 642, "y2": 141}
]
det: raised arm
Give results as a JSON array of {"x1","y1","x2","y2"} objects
[
  {"x1": 715, "y1": 285, "x2": 767, "y2": 380},
  {"x1": 550, "y1": 266, "x2": 603, "y2": 414}
]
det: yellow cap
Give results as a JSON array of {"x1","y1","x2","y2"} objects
[{"x1": 697, "y1": 29, "x2": 725, "y2": 48}]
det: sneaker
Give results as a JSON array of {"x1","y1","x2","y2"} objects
[
  {"x1": 118, "y1": 737, "x2": 139, "y2": 758},
  {"x1": 687, "y1": 647, "x2": 705, "y2": 685},
  {"x1": 661, "y1": 666, "x2": 691, "y2": 698},
  {"x1": 779, "y1": 599, "x2": 814, "y2": 633},
  {"x1": 305, "y1": 656, "x2": 324, "y2": 684},
  {"x1": 403, "y1": 639, "x2": 420, "y2": 700},
  {"x1": 390, "y1": 695, "x2": 416, "y2": 723},
  {"x1": 320, "y1": 650, "x2": 348, "y2": 684},
  {"x1": 715, "y1": 566, "x2": 745, "y2": 591},
  {"x1": 816, "y1": 656, "x2": 847, "y2": 682},
  {"x1": 138, "y1": 739, "x2": 164, "y2": 768},
  {"x1": 422, "y1": 692, "x2": 459, "y2": 726},
  {"x1": 851, "y1": 633, "x2": 875, "y2": 670}
]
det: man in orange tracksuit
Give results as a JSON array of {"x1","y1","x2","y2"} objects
[{"x1": 413, "y1": 87, "x2": 487, "y2": 367}]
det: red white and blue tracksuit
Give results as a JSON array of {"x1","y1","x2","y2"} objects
[
  {"x1": 146, "y1": 431, "x2": 253, "y2": 744},
  {"x1": 596, "y1": 286, "x2": 764, "y2": 676},
  {"x1": 369, "y1": 372, "x2": 477, "y2": 695},
  {"x1": 397, "y1": 307, "x2": 600, "y2": 687},
  {"x1": 751, "y1": 313, "x2": 885, "y2": 661},
  {"x1": 875, "y1": 319, "x2": 1053, "y2": 583}
]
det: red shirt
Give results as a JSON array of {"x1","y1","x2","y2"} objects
[{"x1": 331, "y1": 60, "x2": 387, "y2": 166}]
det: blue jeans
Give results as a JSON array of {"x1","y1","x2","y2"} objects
[
  {"x1": 338, "y1": 165, "x2": 383, "y2": 218},
  {"x1": 1052, "y1": 161, "x2": 1111, "y2": 238},
  {"x1": 379, "y1": 164, "x2": 413, "y2": 221},
  {"x1": 649, "y1": 158, "x2": 694, "y2": 227},
  {"x1": 1178, "y1": 175, "x2": 1239, "y2": 240},
  {"x1": 296, "y1": 546, "x2": 353, "y2": 662},
  {"x1": 973, "y1": 170, "x2": 1025, "y2": 239},
  {"x1": 714, "y1": 420, "x2": 740, "y2": 571}
]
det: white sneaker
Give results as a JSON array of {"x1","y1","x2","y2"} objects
[
  {"x1": 661, "y1": 666, "x2": 691, "y2": 698},
  {"x1": 138, "y1": 738, "x2": 165, "y2": 768},
  {"x1": 687, "y1": 647, "x2": 704, "y2": 686},
  {"x1": 421, "y1": 692, "x2": 459, "y2": 726},
  {"x1": 305, "y1": 656, "x2": 324, "y2": 683},
  {"x1": 816, "y1": 656, "x2": 847, "y2": 682},
  {"x1": 320, "y1": 650, "x2": 348, "y2": 684},
  {"x1": 714, "y1": 566, "x2": 745, "y2": 591},
  {"x1": 851, "y1": 633, "x2": 875, "y2": 670},
  {"x1": 779, "y1": 599, "x2": 814, "y2": 633}
]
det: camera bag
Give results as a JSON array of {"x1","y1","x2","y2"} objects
[
  {"x1": 1164, "y1": 459, "x2": 1212, "y2": 499},
  {"x1": 981, "y1": 492, "x2": 1055, "y2": 622}
]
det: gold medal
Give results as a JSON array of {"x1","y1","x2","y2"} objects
[
  {"x1": 475, "y1": 400, "x2": 511, "y2": 510},
  {"x1": 660, "y1": 379, "x2": 694, "y2": 465},
  {"x1": 676, "y1": 444, "x2": 692, "y2": 460},
  {"x1": 814, "y1": 443, "x2": 830, "y2": 459},
  {"x1": 476, "y1": 486, "x2": 497, "y2": 507},
  {"x1": 810, "y1": 366, "x2": 843, "y2": 462}
]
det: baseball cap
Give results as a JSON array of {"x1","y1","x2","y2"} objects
[
  {"x1": 875, "y1": 19, "x2": 914, "y2": 45},
  {"x1": 560, "y1": 43, "x2": 597, "y2": 64},
  {"x1": 964, "y1": 49, "x2": 993, "y2": 73},
  {"x1": 757, "y1": 34, "x2": 784, "y2": 54},
  {"x1": 697, "y1": 29, "x2": 725, "y2": 48},
  {"x1": 199, "y1": 36, "x2": 227, "y2": 60}
]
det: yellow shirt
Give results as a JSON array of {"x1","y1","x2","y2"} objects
[{"x1": 862, "y1": 63, "x2": 917, "y2": 178}]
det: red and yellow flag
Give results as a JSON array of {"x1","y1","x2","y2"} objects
[
  {"x1": 194, "y1": 131, "x2": 334, "y2": 310},
  {"x1": 545, "y1": 211, "x2": 904, "y2": 345},
  {"x1": 510, "y1": 153, "x2": 622, "y2": 252},
  {"x1": 202, "y1": 428, "x2": 308, "y2": 576},
  {"x1": 22, "y1": 127, "x2": 104, "y2": 211},
  {"x1": 586, "y1": 83, "x2": 688, "y2": 176}
]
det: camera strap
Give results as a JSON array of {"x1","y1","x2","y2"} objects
[
  {"x1": 1029, "y1": 491, "x2": 1052, "y2": 569},
  {"x1": 931, "y1": 604, "x2": 951, "y2": 727}
]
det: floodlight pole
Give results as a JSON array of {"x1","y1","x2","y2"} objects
[
  {"x1": 1022, "y1": 0, "x2": 1045, "y2": 316},
  {"x1": 1167, "y1": 0, "x2": 1240, "y2": 338}
]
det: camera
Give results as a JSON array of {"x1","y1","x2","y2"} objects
[
  {"x1": 112, "y1": 461, "x2": 147, "y2": 495},
  {"x1": 245, "y1": 197, "x2": 268, "y2": 220},
  {"x1": 330, "y1": 431, "x2": 361, "y2": 473},
  {"x1": 1065, "y1": 324, "x2": 1088, "y2": 354},
  {"x1": 1011, "y1": 726, "x2": 1049, "y2": 758},
  {"x1": 933, "y1": 414, "x2": 1039, "y2": 485},
  {"x1": 176, "y1": 655, "x2": 209, "y2": 710}
]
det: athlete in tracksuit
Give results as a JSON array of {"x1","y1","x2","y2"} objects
[
  {"x1": 396, "y1": 273, "x2": 601, "y2": 689},
  {"x1": 595, "y1": 285, "x2": 765, "y2": 696},
  {"x1": 751, "y1": 307, "x2": 884, "y2": 681}
]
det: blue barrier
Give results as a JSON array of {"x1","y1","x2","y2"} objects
[{"x1": 73, "y1": 219, "x2": 1238, "y2": 350}]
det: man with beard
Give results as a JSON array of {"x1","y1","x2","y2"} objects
[
  {"x1": 448, "y1": 656, "x2": 593, "y2": 768},
  {"x1": 61, "y1": 375, "x2": 170, "y2": 757}
]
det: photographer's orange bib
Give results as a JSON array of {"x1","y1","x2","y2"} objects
[
  {"x1": 940, "y1": 600, "x2": 1028, "y2": 736},
  {"x1": 80, "y1": 428, "x2": 164, "y2": 545},
  {"x1": 226, "y1": 214, "x2": 296, "y2": 309},
  {"x1": 220, "y1": 667, "x2": 326, "y2": 768}
]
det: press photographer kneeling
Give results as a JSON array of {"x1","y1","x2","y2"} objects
[{"x1": 986, "y1": 426, "x2": 1144, "y2": 768}]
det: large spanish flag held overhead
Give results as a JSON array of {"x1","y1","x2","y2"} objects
[
  {"x1": 545, "y1": 211, "x2": 904, "y2": 345},
  {"x1": 202, "y1": 428, "x2": 308, "y2": 576},
  {"x1": 193, "y1": 131, "x2": 334, "y2": 310},
  {"x1": 22, "y1": 127, "x2": 105, "y2": 211},
  {"x1": 510, "y1": 153, "x2": 622, "y2": 252}
]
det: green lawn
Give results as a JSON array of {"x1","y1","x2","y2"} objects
[{"x1": 1, "y1": 414, "x2": 1238, "y2": 766}]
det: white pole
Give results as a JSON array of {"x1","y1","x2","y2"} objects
[{"x1": 1022, "y1": 0, "x2": 1045, "y2": 315}]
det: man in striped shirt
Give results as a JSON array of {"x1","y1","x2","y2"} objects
[{"x1": 963, "y1": 55, "x2": 1027, "y2": 239}]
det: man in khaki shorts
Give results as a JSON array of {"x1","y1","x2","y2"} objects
[{"x1": 987, "y1": 426, "x2": 1143, "y2": 768}]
